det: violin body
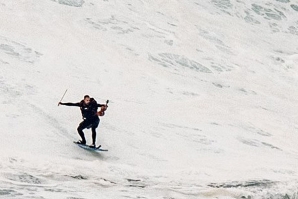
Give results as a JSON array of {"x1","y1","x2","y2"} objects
[{"x1": 97, "y1": 100, "x2": 109, "y2": 116}]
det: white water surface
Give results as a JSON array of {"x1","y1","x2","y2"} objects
[{"x1": 1, "y1": 0, "x2": 298, "y2": 198}]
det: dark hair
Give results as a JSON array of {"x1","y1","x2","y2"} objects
[{"x1": 84, "y1": 95, "x2": 90, "y2": 99}]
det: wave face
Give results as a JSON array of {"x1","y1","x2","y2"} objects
[{"x1": 0, "y1": 0, "x2": 298, "y2": 198}]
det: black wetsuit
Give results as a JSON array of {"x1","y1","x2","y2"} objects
[{"x1": 60, "y1": 98, "x2": 105, "y2": 145}]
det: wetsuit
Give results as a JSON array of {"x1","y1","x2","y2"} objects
[{"x1": 60, "y1": 98, "x2": 105, "y2": 145}]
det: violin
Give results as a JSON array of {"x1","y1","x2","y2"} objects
[{"x1": 97, "y1": 100, "x2": 109, "y2": 116}]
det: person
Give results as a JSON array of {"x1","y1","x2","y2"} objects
[{"x1": 58, "y1": 95, "x2": 107, "y2": 148}]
